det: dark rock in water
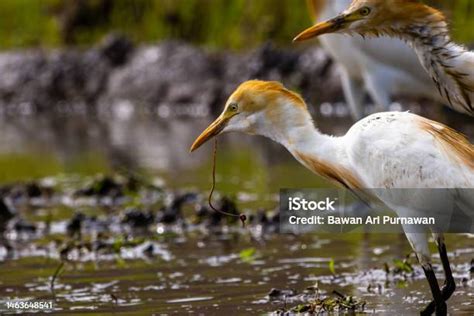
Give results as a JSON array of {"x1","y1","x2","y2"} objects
[
  {"x1": 143, "y1": 243, "x2": 154, "y2": 257},
  {"x1": 13, "y1": 219, "x2": 37, "y2": 233},
  {"x1": 247, "y1": 210, "x2": 279, "y2": 232},
  {"x1": 76, "y1": 176, "x2": 124, "y2": 197},
  {"x1": 220, "y1": 196, "x2": 238, "y2": 214},
  {"x1": 170, "y1": 193, "x2": 197, "y2": 210},
  {"x1": 67, "y1": 212, "x2": 85, "y2": 236},
  {"x1": 0, "y1": 182, "x2": 53, "y2": 200},
  {"x1": 94, "y1": 176, "x2": 123, "y2": 197},
  {"x1": 25, "y1": 182, "x2": 42, "y2": 198},
  {"x1": 195, "y1": 205, "x2": 209, "y2": 219},
  {"x1": 99, "y1": 34, "x2": 134, "y2": 67},
  {"x1": 124, "y1": 175, "x2": 141, "y2": 193},
  {"x1": 268, "y1": 288, "x2": 282, "y2": 298},
  {"x1": 194, "y1": 196, "x2": 242, "y2": 226},
  {"x1": 267, "y1": 288, "x2": 297, "y2": 300},
  {"x1": 78, "y1": 174, "x2": 145, "y2": 198},
  {"x1": 157, "y1": 204, "x2": 182, "y2": 224},
  {"x1": 195, "y1": 205, "x2": 222, "y2": 226},
  {"x1": 220, "y1": 197, "x2": 239, "y2": 223},
  {"x1": 122, "y1": 209, "x2": 154, "y2": 227},
  {"x1": 158, "y1": 192, "x2": 197, "y2": 224},
  {"x1": 270, "y1": 211, "x2": 280, "y2": 225},
  {"x1": 0, "y1": 198, "x2": 14, "y2": 223},
  {"x1": 470, "y1": 259, "x2": 474, "y2": 274}
]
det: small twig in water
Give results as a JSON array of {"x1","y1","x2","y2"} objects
[
  {"x1": 111, "y1": 293, "x2": 119, "y2": 305},
  {"x1": 332, "y1": 290, "x2": 346, "y2": 299},
  {"x1": 209, "y1": 139, "x2": 247, "y2": 227}
]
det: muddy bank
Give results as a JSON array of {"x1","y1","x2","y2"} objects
[
  {"x1": 0, "y1": 174, "x2": 280, "y2": 262},
  {"x1": 0, "y1": 36, "x2": 339, "y2": 115}
]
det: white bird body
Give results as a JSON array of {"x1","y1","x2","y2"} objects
[
  {"x1": 311, "y1": 0, "x2": 443, "y2": 118},
  {"x1": 286, "y1": 112, "x2": 474, "y2": 252},
  {"x1": 344, "y1": 112, "x2": 474, "y2": 188},
  {"x1": 283, "y1": 112, "x2": 472, "y2": 188},
  {"x1": 341, "y1": 113, "x2": 474, "y2": 260}
]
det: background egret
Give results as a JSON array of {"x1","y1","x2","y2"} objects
[
  {"x1": 306, "y1": 0, "x2": 444, "y2": 119},
  {"x1": 295, "y1": 0, "x2": 474, "y2": 116}
]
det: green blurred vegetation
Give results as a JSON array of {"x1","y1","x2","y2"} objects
[
  {"x1": 0, "y1": 152, "x2": 110, "y2": 183},
  {"x1": 0, "y1": 0, "x2": 473, "y2": 50}
]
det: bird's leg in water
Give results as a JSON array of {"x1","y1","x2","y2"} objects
[
  {"x1": 421, "y1": 262, "x2": 447, "y2": 316},
  {"x1": 436, "y1": 234, "x2": 456, "y2": 299},
  {"x1": 423, "y1": 234, "x2": 456, "y2": 315}
]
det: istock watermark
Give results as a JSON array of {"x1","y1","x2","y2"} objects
[
  {"x1": 289, "y1": 197, "x2": 337, "y2": 211},
  {"x1": 280, "y1": 189, "x2": 474, "y2": 234}
]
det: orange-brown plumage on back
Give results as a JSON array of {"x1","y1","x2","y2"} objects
[
  {"x1": 419, "y1": 119, "x2": 474, "y2": 171},
  {"x1": 294, "y1": 0, "x2": 474, "y2": 116}
]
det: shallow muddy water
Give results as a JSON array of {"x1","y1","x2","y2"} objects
[
  {"x1": 1, "y1": 228, "x2": 473, "y2": 314},
  {"x1": 0, "y1": 107, "x2": 473, "y2": 315}
]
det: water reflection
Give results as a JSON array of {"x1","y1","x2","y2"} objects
[{"x1": 0, "y1": 102, "x2": 471, "y2": 185}]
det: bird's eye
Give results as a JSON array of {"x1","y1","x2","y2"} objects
[
  {"x1": 229, "y1": 103, "x2": 239, "y2": 112},
  {"x1": 359, "y1": 7, "x2": 371, "y2": 16}
]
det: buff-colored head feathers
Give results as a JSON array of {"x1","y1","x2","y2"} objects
[
  {"x1": 347, "y1": 0, "x2": 446, "y2": 35},
  {"x1": 228, "y1": 80, "x2": 306, "y2": 111},
  {"x1": 294, "y1": 0, "x2": 447, "y2": 41},
  {"x1": 190, "y1": 80, "x2": 309, "y2": 152}
]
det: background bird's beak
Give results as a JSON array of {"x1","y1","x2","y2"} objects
[
  {"x1": 190, "y1": 115, "x2": 228, "y2": 152},
  {"x1": 293, "y1": 15, "x2": 349, "y2": 42}
]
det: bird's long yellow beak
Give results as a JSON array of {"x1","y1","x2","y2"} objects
[
  {"x1": 190, "y1": 115, "x2": 229, "y2": 152},
  {"x1": 293, "y1": 15, "x2": 350, "y2": 42}
]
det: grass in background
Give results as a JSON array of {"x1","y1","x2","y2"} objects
[
  {"x1": 448, "y1": 0, "x2": 474, "y2": 43},
  {"x1": 0, "y1": 0, "x2": 60, "y2": 47},
  {"x1": 0, "y1": 0, "x2": 472, "y2": 50}
]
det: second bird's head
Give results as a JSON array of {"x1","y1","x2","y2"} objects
[
  {"x1": 294, "y1": 0, "x2": 445, "y2": 41},
  {"x1": 190, "y1": 80, "x2": 310, "y2": 152}
]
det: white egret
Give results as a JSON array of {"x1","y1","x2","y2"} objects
[
  {"x1": 295, "y1": 0, "x2": 474, "y2": 117},
  {"x1": 306, "y1": 0, "x2": 445, "y2": 119},
  {"x1": 190, "y1": 80, "x2": 474, "y2": 315}
]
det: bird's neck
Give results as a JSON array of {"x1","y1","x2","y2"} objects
[
  {"x1": 258, "y1": 104, "x2": 335, "y2": 160},
  {"x1": 258, "y1": 105, "x2": 361, "y2": 188},
  {"x1": 395, "y1": 19, "x2": 473, "y2": 111}
]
